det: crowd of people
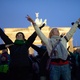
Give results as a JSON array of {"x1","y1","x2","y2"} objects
[{"x1": 0, "y1": 15, "x2": 80, "y2": 80}]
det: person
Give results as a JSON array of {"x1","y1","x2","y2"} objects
[
  {"x1": 67, "y1": 46, "x2": 76, "y2": 80},
  {"x1": 68, "y1": 48, "x2": 80, "y2": 80},
  {"x1": 0, "y1": 48, "x2": 9, "y2": 80},
  {"x1": 31, "y1": 40, "x2": 49, "y2": 80},
  {"x1": 28, "y1": 53, "x2": 40, "y2": 80},
  {"x1": 0, "y1": 44, "x2": 11, "y2": 64},
  {"x1": 27, "y1": 15, "x2": 80, "y2": 80},
  {"x1": 73, "y1": 48, "x2": 80, "y2": 80},
  {"x1": 0, "y1": 22, "x2": 45, "y2": 80}
]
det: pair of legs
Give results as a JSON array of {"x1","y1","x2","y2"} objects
[{"x1": 50, "y1": 64, "x2": 71, "y2": 80}]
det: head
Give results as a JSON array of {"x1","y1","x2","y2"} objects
[
  {"x1": 1, "y1": 49, "x2": 8, "y2": 62},
  {"x1": 49, "y1": 28, "x2": 60, "y2": 38},
  {"x1": 16, "y1": 32, "x2": 25, "y2": 40}
]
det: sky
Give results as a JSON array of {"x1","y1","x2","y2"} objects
[{"x1": 0, "y1": 0, "x2": 80, "y2": 46}]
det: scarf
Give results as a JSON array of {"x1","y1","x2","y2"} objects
[
  {"x1": 50, "y1": 36, "x2": 68, "y2": 60},
  {"x1": 14, "y1": 40, "x2": 26, "y2": 45}
]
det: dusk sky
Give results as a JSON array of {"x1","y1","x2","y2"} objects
[{"x1": 0, "y1": 0, "x2": 80, "y2": 46}]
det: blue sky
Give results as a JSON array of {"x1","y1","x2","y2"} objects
[{"x1": 0, "y1": 0, "x2": 80, "y2": 46}]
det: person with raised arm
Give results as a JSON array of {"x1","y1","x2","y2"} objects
[
  {"x1": 0, "y1": 18, "x2": 45, "y2": 80},
  {"x1": 27, "y1": 15, "x2": 80, "y2": 80}
]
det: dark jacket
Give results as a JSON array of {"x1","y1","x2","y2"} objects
[{"x1": 0, "y1": 24, "x2": 45, "y2": 68}]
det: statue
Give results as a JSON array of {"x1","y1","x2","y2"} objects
[
  {"x1": 43, "y1": 19, "x2": 47, "y2": 25},
  {"x1": 34, "y1": 12, "x2": 42, "y2": 27},
  {"x1": 35, "y1": 13, "x2": 39, "y2": 18},
  {"x1": 31, "y1": 12, "x2": 47, "y2": 26}
]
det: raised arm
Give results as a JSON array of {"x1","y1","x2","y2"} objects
[
  {"x1": 25, "y1": 16, "x2": 45, "y2": 48},
  {"x1": 0, "y1": 28, "x2": 13, "y2": 44},
  {"x1": 27, "y1": 15, "x2": 49, "y2": 46},
  {"x1": 25, "y1": 24, "x2": 45, "y2": 47},
  {"x1": 65, "y1": 18, "x2": 80, "y2": 42},
  {"x1": 31, "y1": 44, "x2": 41, "y2": 52}
]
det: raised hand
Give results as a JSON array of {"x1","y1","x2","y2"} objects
[
  {"x1": 71, "y1": 18, "x2": 80, "y2": 29},
  {"x1": 26, "y1": 15, "x2": 35, "y2": 24}
]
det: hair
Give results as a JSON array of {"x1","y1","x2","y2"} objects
[
  {"x1": 16, "y1": 32, "x2": 25, "y2": 40},
  {"x1": 49, "y1": 28, "x2": 59, "y2": 38},
  {"x1": 49, "y1": 28, "x2": 55, "y2": 38}
]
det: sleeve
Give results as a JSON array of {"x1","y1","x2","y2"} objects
[
  {"x1": 31, "y1": 44, "x2": 41, "y2": 52},
  {"x1": 0, "y1": 28, "x2": 13, "y2": 44},
  {"x1": 26, "y1": 23, "x2": 45, "y2": 48},
  {"x1": 32, "y1": 23, "x2": 49, "y2": 47},
  {"x1": 65, "y1": 21, "x2": 79, "y2": 42},
  {"x1": 31, "y1": 44, "x2": 47, "y2": 57}
]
